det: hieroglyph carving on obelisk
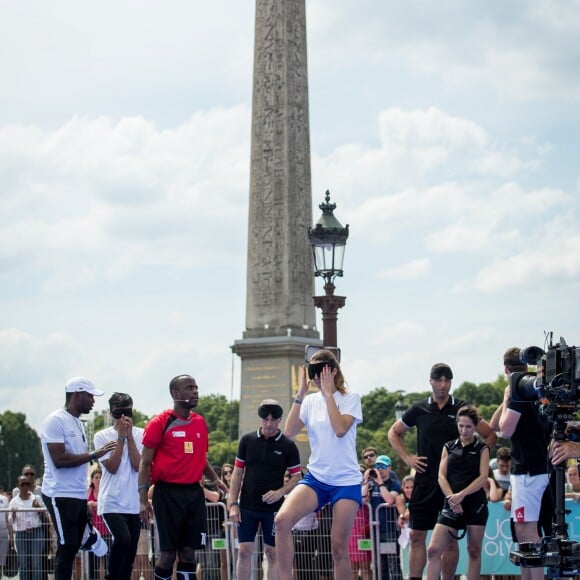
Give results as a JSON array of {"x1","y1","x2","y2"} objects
[{"x1": 244, "y1": 0, "x2": 317, "y2": 340}]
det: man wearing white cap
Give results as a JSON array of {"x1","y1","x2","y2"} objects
[{"x1": 41, "y1": 377, "x2": 117, "y2": 580}]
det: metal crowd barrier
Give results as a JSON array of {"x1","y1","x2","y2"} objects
[
  {"x1": 0, "y1": 502, "x2": 411, "y2": 580},
  {"x1": 0, "y1": 503, "x2": 231, "y2": 580}
]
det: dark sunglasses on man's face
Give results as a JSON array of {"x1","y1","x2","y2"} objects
[
  {"x1": 307, "y1": 360, "x2": 336, "y2": 380},
  {"x1": 23, "y1": 472, "x2": 35, "y2": 477},
  {"x1": 111, "y1": 408, "x2": 133, "y2": 420},
  {"x1": 363, "y1": 453, "x2": 376, "y2": 460}
]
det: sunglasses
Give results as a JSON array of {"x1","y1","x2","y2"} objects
[
  {"x1": 23, "y1": 472, "x2": 35, "y2": 477},
  {"x1": 375, "y1": 463, "x2": 389, "y2": 470},
  {"x1": 223, "y1": 471, "x2": 232, "y2": 476},
  {"x1": 307, "y1": 360, "x2": 336, "y2": 380},
  {"x1": 19, "y1": 482, "x2": 30, "y2": 487},
  {"x1": 111, "y1": 407, "x2": 133, "y2": 420},
  {"x1": 363, "y1": 453, "x2": 376, "y2": 460}
]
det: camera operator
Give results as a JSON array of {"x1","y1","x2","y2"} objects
[{"x1": 493, "y1": 347, "x2": 552, "y2": 580}]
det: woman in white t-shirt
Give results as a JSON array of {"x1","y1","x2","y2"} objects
[
  {"x1": 9, "y1": 476, "x2": 44, "y2": 580},
  {"x1": 275, "y1": 349, "x2": 363, "y2": 580}
]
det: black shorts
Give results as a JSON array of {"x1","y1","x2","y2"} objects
[
  {"x1": 152, "y1": 481, "x2": 207, "y2": 552},
  {"x1": 437, "y1": 496, "x2": 488, "y2": 530},
  {"x1": 238, "y1": 508, "x2": 276, "y2": 547},
  {"x1": 409, "y1": 480, "x2": 444, "y2": 531}
]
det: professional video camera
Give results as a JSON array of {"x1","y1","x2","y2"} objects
[
  {"x1": 509, "y1": 333, "x2": 580, "y2": 577},
  {"x1": 510, "y1": 334, "x2": 580, "y2": 409}
]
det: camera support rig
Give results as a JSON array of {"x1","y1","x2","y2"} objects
[{"x1": 509, "y1": 334, "x2": 580, "y2": 577}]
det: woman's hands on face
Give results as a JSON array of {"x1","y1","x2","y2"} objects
[{"x1": 319, "y1": 364, "x2": 337, "y2": 398}]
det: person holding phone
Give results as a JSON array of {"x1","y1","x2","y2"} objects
[
  {"x1": 274, "y1": 349, "x2": 363, "y2": 580},
  {"x1": 94, "y1": 392, "x2": 144, "y2": 580}
]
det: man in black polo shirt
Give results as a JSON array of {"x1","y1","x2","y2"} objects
[
  {"x1": 388, "y1": 363, "x2": 496, "y2": 580},
  {"x1": 228, "y1": 399, "x2": 301, "y2": 580}
]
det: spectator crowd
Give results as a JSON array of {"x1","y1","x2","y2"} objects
[{"x1": 1, "y1": 344, "x2": 578, "y2": 580}]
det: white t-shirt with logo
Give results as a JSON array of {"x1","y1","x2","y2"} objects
[{"x1": 41, "y1": 408, "x2": 88, "y2": 499}]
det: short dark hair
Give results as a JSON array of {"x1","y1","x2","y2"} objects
[
  {"x1": 169, "y1": 374, "x2": 192, "y2": 395},
  {"x1": 503, "y1": 347, "x2": 527, "y2": 372},
  {"x1": 109, "y1": 392, "x2": 133, "y2": 411},
  {"x1": 457, "y1": 404, "x2": 479, "y2": 426},
  {"x1": 430, "y1": 363, "x2": 453, "y2": 380},
  {"x1": 496, "y1": 446, "x2": 512, "y2": 461}
]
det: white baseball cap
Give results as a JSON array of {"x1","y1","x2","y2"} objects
[
  {"x1": 80, "y1": 523, "x2": 108, "y2": 557},
  {"x1": 65, "y1": 377, "x2": 104, "y2": 397}
]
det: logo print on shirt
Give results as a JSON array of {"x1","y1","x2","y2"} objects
[
  {"x1": 172, "y1": 431, "x2": 186, "y2": 438},
  {"x1": 184, "y1": 441, "x2": 193, "y2": 454},
  {"x1": 514, "y1": 506, "x2": 525, "y2": 522},
  {"x1": 274, "y1": 450, "x2": 282, "y2": 455}
]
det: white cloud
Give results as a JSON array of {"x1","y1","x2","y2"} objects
[
  {"x1": 0, "y1": 107, "x2": 251, "y2": 291},
  {"x1": 379, "y1": 258, "x2": 431, "y2": 281}
]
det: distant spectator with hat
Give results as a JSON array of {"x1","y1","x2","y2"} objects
[
  {"x1": 227, "y1": 399, "x2": 301, "y2": 580},
  {"x1": 363, "y1": 454, "x2": 402, "y2": 579},
  {"x1": 275, "y1": 349, "x2": 363, "y2": 580},
  {"x1": 41, "y1": 377, "x2": 117, "y2": 580},
  {"x1": 388, "y1": 363, "x2": 496, "y2": 580}
]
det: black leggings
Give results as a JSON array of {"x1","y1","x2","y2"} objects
[{"x1": 102, "y1": 513, "x2": 142, "y2": 580}]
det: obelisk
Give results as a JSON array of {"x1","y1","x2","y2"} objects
[{"x1": 232, "y1": 0, "x2": 321, "y2": 454}]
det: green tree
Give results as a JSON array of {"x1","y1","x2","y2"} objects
[
  {"x1": 197, "y1": 395, "x2": 239, "y2": 468},
  {"x1": 0, "y1": 411, "x2": 43, "y2": 490},
  {"x1": 358, "y1": 388, "x2": 418, "y2": 479},
  {"x1": 454, "y1": 376, "x2": 505, "y2": 407}
]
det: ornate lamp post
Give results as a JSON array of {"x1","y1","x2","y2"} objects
[
  {"x1": 395, "y1": 396, "x2": 408, "y2": 422},
  {"x1": 394, "y1": 394, "x2": 409, "y2": 479},
  {"x1": 307, "y1": 190, "x2": 349, "y2": 350}
]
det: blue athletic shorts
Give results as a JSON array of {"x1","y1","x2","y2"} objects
[{"x1": 299, "y1": 472, "x2": 362, "y2": 510}]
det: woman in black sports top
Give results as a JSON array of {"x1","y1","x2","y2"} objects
[{"x1": 426, "y1": 404, "x2": 489, "y2": 580}]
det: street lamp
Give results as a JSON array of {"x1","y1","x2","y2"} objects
[
  {"x1": 395, "y1": 396, "x2": 408, "y2": 421},
  {"x1": 394, "y1": 395, "x2": 409, "y2": 479},
  {"x1": 308, "y1": 190, "x2": 349, "y2": 350}
]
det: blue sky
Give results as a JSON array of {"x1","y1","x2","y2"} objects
[{"x1": 1, "y1": 0, "x2": 579, "y2": 431}]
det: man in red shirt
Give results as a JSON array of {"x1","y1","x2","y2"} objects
[{"x1": 138, "y1": 375, "x2": 226, "y2": 580}]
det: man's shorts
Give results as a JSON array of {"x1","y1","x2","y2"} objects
[
  {"x1": 299, "y1": 472, "x2": 362, "y2": 510},
  {"x1": 409, "y1": 479, "x2": 444, "y2": 531},
  {"x1": 152, "y1": 481, "x2": 207, "y2": 552},
  {"x1": 511, "y1": 473, "x2": 549, "y2": 523},
  {"x1": 238, "y1": 508, "x2": 276, "y2": 547}
]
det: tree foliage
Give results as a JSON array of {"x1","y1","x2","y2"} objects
[
  {"x1": 2, "y1": 376, "x2": 505, "y2": 491},
  {"x1": 0, "y1": 411, "x2": 43, "y2": 491},
  {"x1": 196, "y1": 395, "x2": 239, "y2": 468}
]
